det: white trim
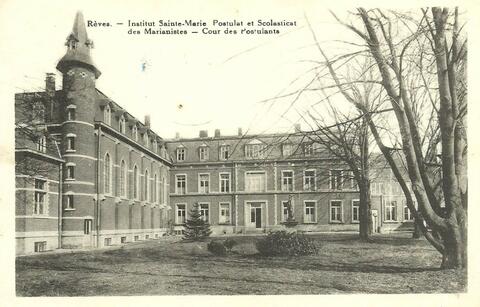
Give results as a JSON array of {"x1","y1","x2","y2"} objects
[
  {"x1": 16, "y1": 188, "x2": 58, "y2": 195},
  {"x1": 303, "y1": 200, "x2": 317, "y2": 223},
  {"x1": 244, "y1": 200, "x2": 268, "y2": 228},
  {"x1": 65, "y1": 162, "x2": 76, "y2": 166},
  {"x1": 63, "y1": 181, "x2": 95, "y2": 186},
  {"x1": 66, "y1": 104, "x2": 77, "y2": 109},
  {"x1": 198, "y1": 173, "x2": 210, "y2": 193},
  {"x1": 303, "y1": 169, "x2": 316, "y2": 191},
  {"x1": 329, "y1": 199, "x2": 344, "y2": 223},
  {"x1": 198, "y1": 202, "x2": 210, "y2": 223},
  {"x1": 219, "y1": 172, "x2": 231, "y2": 193},
  {"x1": 351, "y1": 199, "x2": 360, "y2": 223},
  {"x1": 244, "y1": 170, "x2": 267, "y2": 192},
  {"x1": 63, "y1": 120, "x2": 94, "y2": 127},
  {"x1": 175, "y1": 203, "x2": 187, "y2": 224},
  {"x1": 281, "y1": 169, "x2": 294, "y2": 192},
  {"x1": 16, "y1": 175, "x2": 59, "y2": 184},
  {"x1": 16, "y1": 215, "x2": 58, "y2": 220},
  {"x1": 63, "y1": 153, "x2": 97, "y2": 160},
  {"x1": 175, "y1": 173, "x2": 187, "y2": 194},
  {"x1": 218, "y1": 202, "x2": 232, "y2": 224},
  {"x1": 16, "y1": 231, "x2": 59, "y2": 238},
  {"x1": 65, "y1": 133, "x2": 77, "y2": 137}
]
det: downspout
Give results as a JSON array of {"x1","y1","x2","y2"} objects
[
  {"x1": 58, "y1": 163, "x2": 63, "y2": 249},
  {"x1": 96, "y1": 126, "x2": 101, "y2": 248}
]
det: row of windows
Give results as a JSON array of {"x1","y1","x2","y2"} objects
[
  {"x1": 174, "y1": 169, "x2": 357, "y2": 194},
  {"x1": 175, "y1": 142, "x2": 321, "y2": 162}
]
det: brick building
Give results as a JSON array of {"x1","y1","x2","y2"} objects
[{"x1": 15, "y1": 12, "x2": 413, "y2": 255}]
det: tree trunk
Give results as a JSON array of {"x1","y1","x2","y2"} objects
[
  {"x1": 412, "y1": 216, "x2": 422, "y2": 239},
  {"x1": 359, "y1": 182, "x2": 372, "y2": 241},
  {"x1": 441, "y1": 208, "x2": 467, "y2": 269}
]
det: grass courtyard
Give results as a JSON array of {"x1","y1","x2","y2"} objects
[{"x1": 16, "y1": 233, "x2": 466, "y2": 296}]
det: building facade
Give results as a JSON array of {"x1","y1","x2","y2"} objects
[{"x1": 15, "y1": 12, "x2": 413, "y2": 255}]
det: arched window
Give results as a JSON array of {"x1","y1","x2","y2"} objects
[
  {"x1": 119, "y1": 115, "x2": 125, "y2": 134},
  {"x1": 104, "y1": 153, "x2": 111, "y2": 195},
  {"x1": 133, "y1": 165, "x2": 138, "y2": 199},
  {"x1": 104, "y1": 105, "x2": 111, "y2": 125},
  {"x1": 144, "y1": 170, "x2": 149, "y2": 201},
  {"x1": 153, "y1": 174, "x2": 157, "y2": 203},
  {"x1": 132, "y1": 125, "x2": 138, "y2": 141},
  {"x1": 144, "y1": 133, "x2": 149, "y2": 147},
  {"x1": 120, "y1": 160, "x2": 127, "y2": 197}
]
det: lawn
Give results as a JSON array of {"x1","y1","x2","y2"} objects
[{"x1": 16, "y1": 233, "x2": 466, "y2": 296}]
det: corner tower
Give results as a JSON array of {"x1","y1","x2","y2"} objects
[{"x1": 58, "y1": 11, "x2": 99, "y2": 249}]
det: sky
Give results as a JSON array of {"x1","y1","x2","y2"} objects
[{"x1": 1, "y1": 0, "x2": 362, "y2": 139}]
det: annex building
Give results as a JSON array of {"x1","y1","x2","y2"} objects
[{"x1": 15, "y1": 12, "x2": 413, "y2": 255}]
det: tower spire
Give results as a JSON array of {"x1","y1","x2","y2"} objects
[{"x1": 56, "y1": 11, "x2": 101, "y2": 78}]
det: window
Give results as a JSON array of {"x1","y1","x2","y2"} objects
[
  {"x1": 378, "y1": 183, "x2": 385, "y2": 194},
  {"x1": 120, "y1": 160, "x2": 127, "y2": 197},
  {"x1": 199, "y1": 203, "x2": 209, "y2": 222},
  {"x1": 144, "y1": 170, "x2": 149, "y2": 201},
  {"x1": 143, "y1": 133, "x2": 149, "y2": 147},
  {"x1": 385, "y1": 201, "x2": 397, "y2": 221},
  {"x1": 153, "y1": 139, "x2": 158, "y2": 152},
  {"x1": 36, "y1": 136, "x2": 46, "y2": 153},
  {"x1": 281, "y1": 171, "x2": 294, "y2": 191},
  {"x1": 219, "y1": 145, "x2": 230, "y2": 160},
  {"x1": 282, "y1": 144, "x2": 293, "y2": 157},
  {"x1": 119, "y1": 115, "x2": 125, "y2": 133},
  {"x1": 220, "y1": 173, "x2": 230, "y2": 193},
  {"x1": 329, "y1": 170, "x2": 343, "y2": 190},
  {"x1": 304, "y1": 201, "x2": 316, "y2": 223},
  {"x1": 199, "y1": 146, "x2": 209, "y2": 161},
  {"x1": 330, "y1": 200, "x2": 343, "y2": 222},
  {"x1": 219, "y1": 203, "x2": 231, "y2": 224},
  {"x1": 34, "y1": 179, "x2": 47, "y2": 215},
  {"x1": 133, "y1": 165, "x2": 139, "y2": 199},
  {"x1": 121, "y1": 236, "x2": 127, "y2": 243},
  {"x1": 370, "y1": 182, "x2": 377, "y2": 194},
  {"x1": 352, "y1": 200, "x2": 360, "y2": 223},
  {"x1": 176, "y1": 147, "x2": 186, "y2": 161},
  {"x1": 404, "y1": 205, "x2": 413, "y2": 221},
  {"x1": 66, "y1": 165, "x2": 75, "y2": 179},
  {"x1": 245, "y1": 142, "x2": 265, "y2": 159},
  {"x1": 132, "y1": 125, "x2": 138, "y2": 141},
  {"x1": 199, "y1": 174, "x2": 210, "y2": 193},
  {"x1": 104, "y1": 238, "x2": 112, "y2": 246},
  {"x1": 176, "y1": 204, "x2": 186, "y2": 224},
  {"x1": 346, "y1": 171, "x2": 357, "y2": 190},
  {"x1": 104, "y1": 153, "x2": 111, "y2": 195},
  {"x1": 282, "y1": 200, "x2": 294, "y2": 222},
  {"x1": 34, "y1": 241, "x2": 47, "y2": 253},
  {"x1": 104, "y1": 105, "x2": 111, "y2": 125},
  {"x1": 84, "y1": 219, "x2": 92, "y2": 234},
  {"x1": 153, "y1": 174, "x2": 157, "y2": 203},
  {"x1": 245, "y1": 171, "x2": 266, "y2": 192},
  {"x1": 304, "y1": 170, "x2": 316, "y2": 191},
  {"x1": 134, "y1": 235, "x2": 139, "y2": 241},
  {"x1": 67, "y1": 108, "x2": 76, "y2": 121},
  {"x1": 303, "y1": 143, "x2": 313, "y2": 156},
  {"x1": 176, "y1": 174, "x2": 186, "y2": 194},
  {"x1": 65, "y1": 194, "x2": 74, "y2": 209},
  {"x1": 66, "y1": 136, "x2": 75, "y2": 151}
]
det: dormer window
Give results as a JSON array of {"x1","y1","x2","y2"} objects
[
  {"x1": 199, "y1": 145, "x2": 209, "y2": 161},
  {"x1": 219, "y1": 145, "x2": 230, "y2": 160},
  {"x1": 132, "y1": 125, "x2": 138, "y2": 141},
  {"x1": 119, "y1": 115, "x2": 125, "y2": 133},
  {"x1": 177, "y1": 147, "x2": 186, "y2": 161},
  {"x1": 36, "y1": 136, "x2": 47, "y2": 153},
  {"x1": 104, "y1": 105, "x2": 111, "y2": 125},
  {"x1": 245, "y1": 139, "x2": 265, "y2": 159}
]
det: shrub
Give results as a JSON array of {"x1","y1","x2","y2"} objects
[
  {"x1": 256, "y1": 231, "x2": 318, "y2": 256},
  {"x1": 223, "y1": 238, "x2": 238, "y2": 252},
  {"x1": 207, "y1": 240, "x2": 227, "y2": 256}
]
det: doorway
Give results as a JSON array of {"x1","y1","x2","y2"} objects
[{"x1": 248, "y1": 202, "x2": 264, "y2": 229}]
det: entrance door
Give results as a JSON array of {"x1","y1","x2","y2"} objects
[{"x1": 250, "y1": 205, "x2": 262, "y2": 228}]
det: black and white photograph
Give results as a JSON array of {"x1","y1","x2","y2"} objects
[{"x1": 1, "y1": 0, "x2": 478, "y2": 305}]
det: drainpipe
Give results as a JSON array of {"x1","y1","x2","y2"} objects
[
  {"x1": 95, "y1": 126, "x2": 101, "y2": 248},
  {"x1": 57, "y1": 163, "x2": 63, "y2": 249}
]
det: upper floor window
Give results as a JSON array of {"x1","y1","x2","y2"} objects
[
  {"x1": 66, "y1": 164, "x2": 75, "y2": 179},
  {"x1": 303, "y1": 143, "x2": 313, "y2": 156},
  {"x1": 34, "y1": 179, "x2": 47, "y2": 215},
  {"x1": 282, "y1": 144, "x2": 294, "y2": 157},
  {"x1": 144, "y1": 170, "x2": 149, "y2": 201},
  {"x1": 143, "y1": 133, "x2": 149, "y2": 147},
  {"x1": 199, "y1": 174, "x2": 210, "y2": 193},
  {"x1": 153, "y1": 174, "x2": 157, "y2": 203},
  {"x1": 133, "y1": 165, "x2": 139, "y2": 199},
  {"x1": 66, "y1": 134, "x2": 76, "y2": 151},
  {"x1": 345, "y1": 171, "x2": 357, "y2": 190},
  {"x1": 65, "y1": 194, "x2": 74, "y2": 210},
  {"x1": 120, "y1": 160, "x2": 127, "y2": 198},
  {"x1": 219, "y1": 145, "x2": 230, "y2": 160},
  {"x1": 329, "y1": 170, "x2": 343, "y2": 190},
  {"x1": 304, "y1": 170, "x2": 316, "y2": 191},
  {"x1": 104, "y1": 105, "x2": 111, "y2": 125},
  {"x1": 104, "y1": 153, "x2": 112, "y2": 195},
  {"x1": 281, "y1": 171, "x2": 294, "y2": 191},
  {"x1": 199, "y1": 146, "x2": 209, "y2": 161},
  {"x1": 132, "y1": 125, "x2": 138, "y2": 141},
  {"x1": 119, "y1": 115, "x2": 126, "y2": 134},
  {"x1": 152, "y1": 139, "x2": 158, "y2": 152},
  {"x1": 220, "y1": 173, "x2": 230, "y2": 193},
  {"x1": 245, "y1": 171, "x2": 266, "y2": 192},
  {"x1": 176, "y1": 174, "x2": 186, "y2": 194},
  {"x1": 245, "y1": 142, "x2": 265, "y2": 159},
  {"x1": 66, "y1": 105, "x2": 76, "y2": 121},
  {"x1": 36, "y1": 136, "x2": 47, "y2": 153},
  {"x1": 176, "y1": 147, "x2": 186, "y2": 161}
]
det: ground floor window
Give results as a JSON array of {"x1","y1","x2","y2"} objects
[
  {"x1": 219, "y1": 203, "x2": 231, "y2": 224},
  {"x1": 134, "y1": 235, "x2": 139, "y2": 241},
  {"x1": 121, "y1": 237, "x2": 127, "y2": 243},
  {"x1": 352, "y1": 200, "x2": 360, "y2": 223},
  {"x1": 404, "y1": 205, "x2": 413, "y2": 221},
  {"x1": 176, "y1": 204, "x2": 186, "y2": 224},
  {"x1": 145, "y1": 235, "x2": 149, "y2": 240},
  {"x1": 330, "y1": 200, "x2": 343, "y2": 222},
  {"x1": 104, "y1": 238, "x2": 112, "y2": 246},
  {"x1": 34, "y1": 241, "x2": 47, "y2": 253},
  {"x1": 385, "y1": 201, "x2": 397, "y2": 221},
  {"x1": 304, "y1": 201, "x2": 316, "y2": 223},
  {"x1": 84, "y1": 219, "x2": 92, "y2": 234},
  {"x1": 199, "y1": 203, "x2": 209, "y2": 222}
]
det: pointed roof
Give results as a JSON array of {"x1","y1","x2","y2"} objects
[{"x1": 56, "y1": 11, "x2": 101, "y2": 78}]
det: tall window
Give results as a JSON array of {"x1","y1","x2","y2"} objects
[
  {"x1": 36, "y1": 136, "x2": 47, "y2": 153},
  {"x1": 65, "y1": 194, "x2": 74, "y2": 209},
  {"x1": 119, "y1": 115, "x2": 125, "y2": 133},
  {"x1": 304, "y1": 201, "x2": 316, "y2": 223},
  {"x1": 219, "y1": 203, "x2": 231, "y2": 224},
  {"x1": 153, "y1": 174, "x2": 157, "y2": 203},
  {"x1": 404, "y1": 205, "x2": 412, "y2": 221},
  {"x1": 104, "y1": 105, "x2": 111, "y2": 125},
  {"x1": 245, "y1": 171, "x2": 266, "y2": 192},
  {"x1": 199, "y1": 203, "x2": 209, "y2": 222},
  {"x1": 66, "y1": 165, "x2": 75, "y2": 179},
  {"x1": 176, "y1": 204, "x2": 186, "y2": 224},
  {"x1": 120, "y1": 160, "x2": 127, "y2": 197},
  {"x1": 385, "y1": 201, "x2": 397, "y2": 221},
  {"x1": 303, "y1": 143, "x2": 313, "y2": 156},
  {"x1": 34, "y1": 179, "x2": 47, "y2": 215},
  {"x1": 199, "y1": 174, "x2": 210, "y2": 193},
  {"x1": 220, "y1": 173, "x2": 230, "y2": 193},
  {"x1": 281, "y1": 171, "x2": 294, "y2": 191},
  {"x1": 176, "y1": 174, "x2": 186, "y2": 194},
  {"x1": 330, "y1": 200, "x2": 343, "y2": 222},
  {"x1": 282, "y1": 144, "x2": 293, "y2": 157},
  {"x1": 132, "y1": 125, "x2": 138, "y2": 141},
  {"x1": 133, "y1": 165, "x2": 139, "y2": 199},
  {"x1": 199, "y1": 146, "x2": 209, "y2": 161},
  {"x1": 144, "y1": 170, "x2": 149, "y2": 201},
  {"x1": 66, "y1": 136, "x2": 75, "y2": 151},
  {"x1": 66, "y1": 106, "x2": 76, "y2": 120},
  {"x1": 219, "y1": 145, "x2": 230, "y2": 160},
  {"x1": 176, "y1": 148, "x2": 186, "y2": 161},
  {"x1": 143, "y1": 133, "x2": 149, "y2": 147},
  {"x1": 153, "y1": 139, "x2": 158, "y2": 153},
  {"x1": 304, "y1": 170, "x2": 315, "y2": 191},
  {"x1": 346, "y1": 171, "x2": 357, "y2": 190},
  {"x1": 352, "y1": 200, "x2": 360, "y2": 222},
  {"x1": 329, "y1": 170, "x2": 343, "y2": 190},
  {"x1": 104, "y1": 153, "x2": 111, "y2": 195},
  {"x1": 282, "y1": 200, "x2": 293, "y2": 222},
  {"x1": 245, "y1": 141, "x2": 265, "y2": 159}
]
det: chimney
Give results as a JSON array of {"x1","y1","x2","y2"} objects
[
  {"x1": 45, "y1": 73, "x2": 55, "y2": 97},
  {"x1": 175, "y1": 132, "x2": 180, "y2": 139},
  {"x1": 294, "y1": 124, "x2": 301, "y2": 132},
  {"x1": 199, "y1": 130, "x2": 208, "y2": 138},
  {"x1": 144, "y1": 115, "x2": 151, "y2": 129},
  {"x1": 237, "y1": 127, "x2": 243, "y2": 136},
  {"x1": 214, "y1": 129, "x2": 221, "y2": 138}
]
